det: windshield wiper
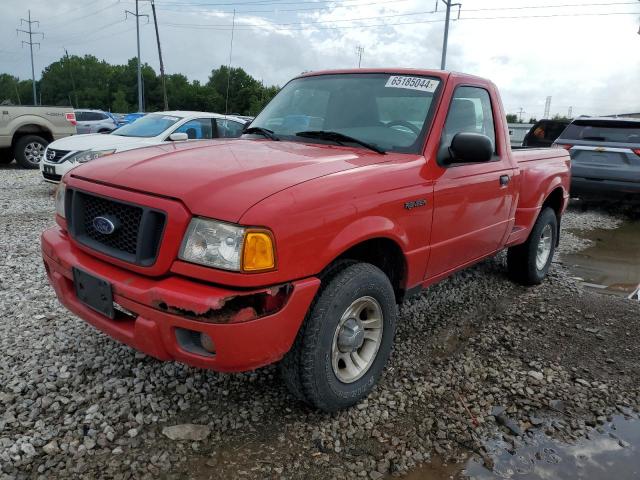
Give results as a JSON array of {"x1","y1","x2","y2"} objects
[
  {"x1": 581, "y1": 136, "x2": 606, "y2": 141},
  {"x1": 295, "y1": 130, "x2": 386, "y2": 154},
  {"x1": 243, "y1": 126, "x2": 279, "y2": 141}
]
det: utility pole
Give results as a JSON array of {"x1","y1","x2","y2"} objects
[
  {"x1": 17, "y1": 10, "x2": 43, "y2": 105},
  {"x1": 64, "y1": 49, "x2": 78, "y2": 108},
  {"x1": 126, "y1": 1, "x2": 148, "y2": 112},
  {"x1": 544, "y1": 96, "x2": 552, "y2": 119},
  {"x1": 568, "y1": 106, "x2": 573, "y2": 118},
  {"x1": 150, "y1": 0, "x2": 168, "y2": 110},
  {"x1": 517, "y1": 107, "x2": 525, "y2": 123},
  {"x1": 437, "y1": 0, "x2": 461, "y2": 70},
  {"x1": 355, "y1": 46, "x2": 364, "y2": 68},
  {"x1": 225, "y1": 9, "x2": 236, "y2": 115}
]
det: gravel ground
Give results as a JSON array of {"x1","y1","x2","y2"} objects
[{"x1": 1, "y1": 167, "x2": 639, "y2": 480}]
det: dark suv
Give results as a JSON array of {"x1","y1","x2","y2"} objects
[
  {"x1": 522, "y1": 119, "x2": 570, "y2": 148},
  {"x1": 554, "y1": 117, "x2": 640, "y2": 202}
]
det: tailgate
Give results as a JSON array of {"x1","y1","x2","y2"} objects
[{"x1": 571, "y1": 145, "x2": 640, "y2": 183}]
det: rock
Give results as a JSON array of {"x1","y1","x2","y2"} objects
[
  {"x1": 42, "y1": 440, "x2": 59, "y2": 455},
  {"x1": 575, "y1": 379, "x2": 591, "y2": 387},
  {"x1": 127, "y1": 428, "x2": 139, "y2": 438},
  {"x1": 527, "y1": 371, "x2": 544, "y2": 382},
  {"x1": 162, "y1": 424, "x2": 211, "y2": 441}
]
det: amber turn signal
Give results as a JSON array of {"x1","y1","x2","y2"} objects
[{"x1": 242, "y1": 231, "x2": 276, "y2": 272}]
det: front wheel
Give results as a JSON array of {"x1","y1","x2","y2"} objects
[
  {"x1": 507, "y1": 207, "x2": 558, "y2": 285},
  {"x1": 14, "y1": 135, "x2": 48, "y2": 169},
  {"x1": 280, "y1": 263, "x2": 397, "y2": 411}
]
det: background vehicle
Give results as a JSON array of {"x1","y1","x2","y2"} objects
[
  {"x1": 0, "y1": 105, "x2": 76, "y2": 168},
  {"x1": 75, "y1": 109, "x2": 119, "y2": 134},
  {"x1": 122, "y1": 112, "x2": 146, "y2": 125},
  {"x1": 522, "y1": 119, "x2": 570, "y2": 148},
  {"x1": 554, "y1": 116, "x2": 640, "y2": 202},
  {"x1": 40, "y1": 111, "x2": 249, "y2": 183},
  {"x1": 41, "y1": 70, "x2": 570, "y2": 411}
]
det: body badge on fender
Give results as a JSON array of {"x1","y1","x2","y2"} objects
[{"x1": 93, "y1": 216, "x2": 117, "y2": 235}]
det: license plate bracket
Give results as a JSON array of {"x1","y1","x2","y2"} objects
[{"x1": 72, "y1": 268, "x2": 114, "y2": 319}]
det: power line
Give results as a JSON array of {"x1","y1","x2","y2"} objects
[
  {"x1": 16, "y1": 10, "x2": 43, "y2": 105},
  {"x1": 225, "y1": 9, "x2": 236, "y2": 115},
  {"x1": 162, "y1": 9, "x2": 640, "y2": 31}
]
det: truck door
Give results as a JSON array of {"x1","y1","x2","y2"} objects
[{"x1": 426, "y1": 85, "x2": 515, "y2": 279}]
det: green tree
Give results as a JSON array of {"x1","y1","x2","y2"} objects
[
  {"x1": 1, "y1": 55, "x2": 278, "y2": 114},
  {"x1": 111, "y1": 90, "x2": 129, "y2": 113},
  {"x1": 506, "y1": 113, "x2": 518, "y2": 123},
  {"x1": 528, "y1": 117, "x2": 538, "y2": 124}
]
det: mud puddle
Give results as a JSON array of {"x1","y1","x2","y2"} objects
[
  {"x1": 563, "y1": 220, "x2": 640, "y2": 297},
  {"x1": 405, "y1": 414, "x2": 640, "y2": 480}
]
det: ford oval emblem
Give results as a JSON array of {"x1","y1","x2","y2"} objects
[{"x1": 93, "y1": 216, "x2": 116, "y2": 235}]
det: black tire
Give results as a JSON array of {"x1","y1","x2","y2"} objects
[
  {"x1": 0, "y1": 148, "x2": 13, "y2": 164},
  {"x1": 280, "y1": 263, "x2": 397, "y2": 411},
  {"x1": 507, "y1": 207, "x2": 558, "y2": 285},
  {"x1": 14, "y1": 135, "x2": 48, "y2": 169}
]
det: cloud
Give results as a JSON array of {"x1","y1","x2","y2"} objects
[{"x1": 1, "y1": 0, "x2": 639, "y2": 117}]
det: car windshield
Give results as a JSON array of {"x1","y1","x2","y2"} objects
[
  {"x1": 111, "y1": 114, "x2": 181, "y2": 138},
  {"x1": 248, "y1": 73, "x2": 441, "y2": 153},
  {"x1": 560, "y1": 120, "x2": 640, "y2": 144}
]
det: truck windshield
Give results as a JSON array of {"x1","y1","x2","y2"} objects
[
  {"x1": 248, "y1": 73, "x2": 441, "y2": 154},
  {"x1": 560, "y1": 120, "x2": 640, "y2": 144},
  {"x1": 111, "y1": 114, "x2": 181, "y2": 138}
]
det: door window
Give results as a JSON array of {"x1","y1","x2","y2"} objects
[
  {"x1": 217, "y1": 119, "x2": 245, "y2": 138},
  {"x1": 173, "y1": 118, "x2": 214, "y2": 139},
  {"x1": 442, "y1": 86, "x2": 496, "y2": 152}
]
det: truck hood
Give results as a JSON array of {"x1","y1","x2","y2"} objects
[
  {"x1": 70, "y1": 139, "x2": 395, "y2": 222},
  {"x1": 49, "y1": 133, "x2": 158, "y2": 152}
]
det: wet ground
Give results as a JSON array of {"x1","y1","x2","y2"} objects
[
  {"x1": 404, "y1": 210, "x2": 640, "y2": 480},
  {"x1": 404, "y1": 414, "x2": 640, "y2": 480},
  {"x1": 464, "y1": 414, "x2": 640, "y2": 479},
  {"x1": 563, "y1": 220, "x2": 640, "y2": 297}
]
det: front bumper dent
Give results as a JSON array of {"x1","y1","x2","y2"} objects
[{"x1": 41, "y1": 226, "x2": 320, "y2": 372}]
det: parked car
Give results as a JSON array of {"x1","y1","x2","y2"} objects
[
  {"x1": 553, "y1": 116, "x2": 640, "y2": 202},
  {"x1": 41, "y1": 69, "x2": 570, "y2": 411},
  {"x1": 0, "y1": 105, "x2": 76, "y2": 168},
  {"x1": 74, "y1": 109, "x2": 119, "y2": 134},
  {"x1": 122, "y1": 112, "x2": 146, "y2": 125},
  {"x1": 522, "y1": 119, "x2": 570, "y2": 148},
  {"x1": 40, "y1": 111, "x2": 249, "y2": 183}
]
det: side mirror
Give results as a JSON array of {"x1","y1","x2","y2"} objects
[
  {"x1": 444, "y1": 132, "x2": 494, "y2": 164},
  {"x1": 169, "y1": 132, "x2": 188, "y2": 141}
]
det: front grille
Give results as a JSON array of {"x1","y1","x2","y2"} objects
[
  {"x1": 43, "y1": 172, "x2": 62, "y2": 182},
  {"x1": 66, "y1": 189, "x2": 166, "y2": 266},
  {"x1": 45, "y1": 149, "x2": 71, "y2": 164}
]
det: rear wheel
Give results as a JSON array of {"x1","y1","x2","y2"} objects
[
  {"x1": 14, "y1": 135, "x2": 48, "y2": 169},
  {"x1": 280, "y1": 263, "x2": 397, "y2": 411},
  {"x1": 507, "y1": 207, "x2": 558, "y2": 285}
]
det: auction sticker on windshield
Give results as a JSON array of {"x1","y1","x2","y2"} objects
[{"x1": 385, "y1": 76, "x2": 439, "y2": 93}]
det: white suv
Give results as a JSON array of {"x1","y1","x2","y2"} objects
[{"x1": 40, "y1": 111, "x2": 248, "y2": 184}]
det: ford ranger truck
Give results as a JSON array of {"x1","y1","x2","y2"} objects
[{"x1": 41, "y1": 70, "x2": 571, "y2": 411}]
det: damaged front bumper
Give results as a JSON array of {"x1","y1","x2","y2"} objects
[{"x1": 41, "y1": 226, "x2": 320, "y2": 372}]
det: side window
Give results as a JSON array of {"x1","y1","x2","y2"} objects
[
  {"x1": 173, "y1": 118, "x2": 214, "y2": 139},
  {"x1": 442, "y1": 86, "x2": 496, "y2": 152},
  {"x1": 217, "y1": 119, "x2": 245, "y2": 138},
  {"x1": 75, "y1": 111, "x2": 87, "y2": 121}
]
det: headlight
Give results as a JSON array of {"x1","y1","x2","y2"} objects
[
  {"x1": 55, "y1": 183, "x2": 66, "y2": 218},
  {"x1": 67, "y1": 149, "x2": 116, "y2": 164},
  {"x1": 179, "y1": 218, "x2": 275, "y2": 272}
]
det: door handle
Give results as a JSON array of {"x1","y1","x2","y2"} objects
[{"x1": 499, "y1": 175, "x2": 510, "y2": 187}]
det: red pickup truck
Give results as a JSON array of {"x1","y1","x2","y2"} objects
[{"x1": 42, "y1": 69, "x2": 570, "y2": 411}]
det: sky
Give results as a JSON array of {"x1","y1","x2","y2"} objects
[{"x1": 1, "y1": 0, "x2": 639, "y2": 119}]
